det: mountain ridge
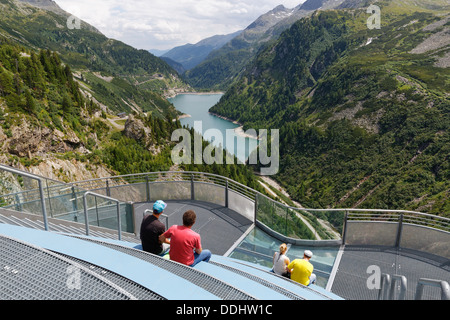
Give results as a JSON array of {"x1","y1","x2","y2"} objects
[
  {"x1": 209, "y1": 1, "x2": 450, "y2": 217},
  {"x1": 0, "y1": 0, "x2": 261, "y2": 191},
  {"x1": 0, "y1": 0, "x2": 192, "y2": 116},
  {"x1": 183, "y1": 0, "x2": 347, "y2": 91},
  {"x1": 162, "y1": 30, "x2": 243, "y2": 71}
]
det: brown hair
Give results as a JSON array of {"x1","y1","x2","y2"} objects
[
  {"x1": 279, "y1": 243, "x2": 287, "y2": 254},
  {"x1": 183, "y1": 210, "x2": 196, "y2": 227}
]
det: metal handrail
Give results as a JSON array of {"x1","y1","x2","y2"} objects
[
  {"x1": 83, "y1": 191, "x2": 122, "y2": 240},
  {"x1": 71, "y1": 171, "x2": 258, "y2": 199},
  {"x1": 2, "y1": 167, "x2": 449, "y2": 243},
  {"x1": 0, "y1": 165, "x2": 49, "y2": 231},
  {"x1": 378, "y1": 274, "x2": 407, "y2": 300},
  {"x1": 70, "y1": 171, "x2": 450, "y2": 234},
  {"x1": 415, "y1": 278, "x2": 450, "y2": 300}
]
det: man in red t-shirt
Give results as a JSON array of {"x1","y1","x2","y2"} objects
[{"x1": 159, "y1": 210, "x2": 211, "y2": 267}]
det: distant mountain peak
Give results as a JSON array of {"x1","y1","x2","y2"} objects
[
  {"x1": 301, "y1": 0, "x2": 347, "y2": 11},
  {"x1": 272, "y1": 4, "x2": 288, "y2": 12},
  {"x1": 16, "y1": 0, "x2": 65, "y2": 14}
]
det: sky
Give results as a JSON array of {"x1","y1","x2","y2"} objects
[{"x1": 53, "y1": 0, "x2": 305, "y2": 51}]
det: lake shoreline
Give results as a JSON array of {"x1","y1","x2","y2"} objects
[
  {"x1": 167, "y1": 91, "x2": 225, "y2": 99},
  {"x1": 209, "y1": 112, "x2": 261, "y2": 140},
  {"x1": 169, "y1": 93, "x2": 260, "y2": 162}
]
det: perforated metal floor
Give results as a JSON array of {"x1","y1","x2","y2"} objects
[
  {"x1": 73, "y1": 236, "x2": 255, "y2": 300},
  {"x1": 330, "y1": 246, "x2": 450, "y2": 300},
  {"x1": 0, "y1": 235, "x2": 163, "y2": 300}
]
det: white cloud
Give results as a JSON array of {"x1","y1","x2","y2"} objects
[{"x1": 54, "y1": 0, "x2": 304, "y2": 50}]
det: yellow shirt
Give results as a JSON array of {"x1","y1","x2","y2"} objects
[{"x1": 288, "y1": 258, "x2": 313, "y2": 286}]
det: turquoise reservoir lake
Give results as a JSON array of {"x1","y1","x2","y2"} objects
[{"x1": 168, "y1": 93, "x2": 258, "y2": 163}]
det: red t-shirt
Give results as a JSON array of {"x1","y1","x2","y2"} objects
[{"x1": 163, "y1": 225, "x2": 201, "y2": 265}]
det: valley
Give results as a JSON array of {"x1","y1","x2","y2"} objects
[{"x1": 0, "y1": 0, "x2": 448, "y2": 223}]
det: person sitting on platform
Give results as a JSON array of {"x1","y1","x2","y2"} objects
[
  {"x1": 287, "y1": 250, "x2": 316, "y2": 286},
  {"x1": 140, "y1": 200, "x2": 170, "y2": 256},
  {"x1": 271, "y1": 243, "x2": 291, "y2": 278},
  {"x1": 159, "y1": 210, "x2": 211, "y2": 267}
]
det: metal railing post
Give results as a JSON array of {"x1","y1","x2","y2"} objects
[
  {"x1": 38, "y1": 179, "x2": 49, "y2": 231},
  {"x1": 106, "y1": 180, "x2": 111, "y2": 197},
  {"x1": 82, "y1": 193, "x2": 90, "y2": 236},
  {"x1": 378, "y1": 274, "x2": 392, "y2": 300},
  {"x1": 254, "y1": 193, "x2": 258, "y2": 223},
  {"x1": 116, "y1": 201, "x2": 121, "y2": 241},
  {"x1": 342, "y1": 210, "x2": 349, "y2": 245},
  {"x1": 225, "y1": 180, "x2": 229, "y2": 208},
  {"x1": 389, "y1": 275, "x2": 408, "y2": 300},
  {"x1": 379, "y1": 274, "x2": 407, "y2": 300},
  {"x1": 45, "y1": 180, "x2": 54, "y2": 218},
  {"x1": 395, "y1": 212, "x2": 404, "y2": 248},
  {"x1": 191, "y1": 174, "x2": 195, "y2": 200},
  {"x1": 145, "y1": 175, "x2": 150, "y2": 202}
]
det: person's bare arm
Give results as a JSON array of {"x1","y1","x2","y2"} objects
[{"x1": 159, "y1": 234, "x2": 169, "y2": 244}]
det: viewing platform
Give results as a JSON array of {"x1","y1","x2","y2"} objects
[{"x1": 0, "y1": 165, "x2": 448, "y2": 300}]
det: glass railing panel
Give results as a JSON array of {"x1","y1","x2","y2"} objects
[
  {"x1": 255, "y1": 192, "x2": 285, "y2": 236},
  {"x1": 0, "y1": 169, "x2": 43, "y2": 216},
  {"x1": 285, "y1": 207, "x2": 316, "y2": 240},
  {"x1": 344, "y1": 210, "x2": 399, "y2": 246},
  {"x1": 194, "y1": 182, "x2": 225, "y2": 206},
  {"x1": 149, "y1": 181, "x2": 191, "y2": 201},
  {"x1": 256, "y1": 193, "x2": 323, "y2": 240},
  {"x1": 228, "y1": 227, "x2": 339, "y2": 289},
  {"x1": 44, "y1": 183, "x2": 79, "y2": 219},
  {"x1": 227, "y1": 189, "x2": 254, "y2": 222},
  {"x1": 109, "y1": 182, "x2": 147, "y2": 203},
  {"x1": 301, "y1": 209, "x2": 345, "y2": 240},
  {"x1": 81, "y1": 193, "x2": 134, "y2": 235}
]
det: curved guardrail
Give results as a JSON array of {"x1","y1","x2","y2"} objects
[
  {"x1": 1, "y1": 167, "x2": 449, "y2": 258},
  {"x1": 68, "y1": 171, "x2": 450, "y2": 259}
]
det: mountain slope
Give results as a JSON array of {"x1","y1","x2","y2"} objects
[
  {"x1": 0, "y1": 0, "x2": 190, "y2": 116},
  {"x1": 162, "y1": 30, "x2": 242, "y2": 71},
  {"x1": 210, "y1": 1, "x2": 450, "y2": 217},
  {"x1": 0, "y1": 0, "x2": 262, "y2": 191},
  {"x1": 183, "y1": 1, "x2": 347, "y2": 91}
]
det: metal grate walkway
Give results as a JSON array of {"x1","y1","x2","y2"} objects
[
  {"x1": 330, "y1": 245, "x2": 450, "y2": 300},
  {"x1": 71, "y1": 235, "x2": 255, "y2": 300},
  {"x1": 0, "y1": 234, "x2": 162, "y2": 300},
  {"x1": 0, "y1": 208, "x2": 140, "y2": 243}
]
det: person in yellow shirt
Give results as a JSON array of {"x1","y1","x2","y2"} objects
[{"x1": 288, "y1": 250, "x2": 316, "y2": 286}]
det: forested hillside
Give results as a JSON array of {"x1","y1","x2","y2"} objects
[
  {"x1": 0, "y1": 0, "x2": 262, "y2": 190},
  {"x1": 0, "y1": 0, "x2": 190, "y2": 117},
  {"x1": 210, "y1": 1, "x2": 449, "y2": 217}
]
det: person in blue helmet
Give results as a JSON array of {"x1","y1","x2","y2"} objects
[{"x1": 140, "y1": 200, "x2": 170, "y2": 255}]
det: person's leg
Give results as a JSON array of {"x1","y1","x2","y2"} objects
[
  {"x1": 158, "y1": 243, "x2": 170, "y2": 256},
  {"x1": 308, "y1": 273, "x2": 317, "y2": 286},
  {"x1": 190, "y1": 249, "x2": 212, "y2": 267}
]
